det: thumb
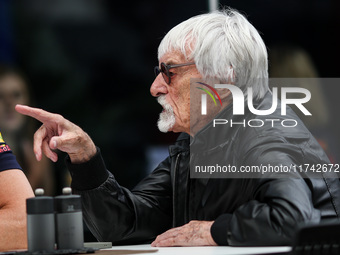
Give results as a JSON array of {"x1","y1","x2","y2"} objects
[
  {"x1": 49, "y1": 136, "x2": 60, "y2": 150},
  {"x1": 49, "y1": 135, "x2": 73, "y2": 154}
]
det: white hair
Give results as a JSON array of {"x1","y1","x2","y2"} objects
[{"x1": 158, "y1": 8, "x2": 269, "y2": 100}]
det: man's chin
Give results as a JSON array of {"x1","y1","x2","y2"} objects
[
  {"x1": 157, "y1": 120, "x2": 174, "y2": 133},
  {"x1": 157, "y1": 112, "x2": 176, "y2": 133},
  {"x1": 157, "y1": 121, "x2": 186, "y2": 134}
]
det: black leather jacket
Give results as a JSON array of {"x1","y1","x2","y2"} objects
[{"x1": 67, "y1": 92, "x2": 340, "y2": 246}]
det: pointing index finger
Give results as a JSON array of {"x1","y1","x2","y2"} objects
[{"x1": 15, "y1": 104, "x2": 58, "y2": 124}]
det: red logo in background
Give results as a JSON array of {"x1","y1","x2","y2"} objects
[{"x1": 0, "y1": 144, "x2": 11, "y2": 153}]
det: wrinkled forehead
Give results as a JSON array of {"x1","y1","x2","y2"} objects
[
  {"x1": 158, "y1": 51, "x2": 188, "y2": 65},
  {"x1": 158, "y1": 43, "x2": 195, "y2": 66}
]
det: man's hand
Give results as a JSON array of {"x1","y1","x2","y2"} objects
[
  {"x1": 15, "y1": 104, "x2": 97, "y2": 164},
  {"x1": 151, "y1": 220, "x2": 217, "y2": 247}
]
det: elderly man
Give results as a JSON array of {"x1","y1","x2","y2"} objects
[
  {"x1": 16, "y1": 9, "x2": 340, "y2": 246},
  {"x1": 0, "y1": 132, "x2": 34, "y2": 251}
]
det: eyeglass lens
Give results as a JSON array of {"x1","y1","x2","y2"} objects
[
  {"x1": 160, "y1": 63, "x2": 170, "y2": 84},
  {"x1": 154, "y1": 64, "x2": 171, "y2": 84}
]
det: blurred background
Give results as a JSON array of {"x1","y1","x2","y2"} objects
[{"x1": 0, "y1": 0, "x2": 339, "y2": 210}]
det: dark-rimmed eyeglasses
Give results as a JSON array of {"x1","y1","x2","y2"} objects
[{"x1": 154, "y1": 62, "x2": 195, "y2": 85}]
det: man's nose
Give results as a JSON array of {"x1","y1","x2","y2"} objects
[{"x1": 150, "y1": 74, "x2": 168, "y2": 97}]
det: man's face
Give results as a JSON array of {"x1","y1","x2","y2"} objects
[{"x1": 150, "y1": 51, "x2": 202, "y2": 134}]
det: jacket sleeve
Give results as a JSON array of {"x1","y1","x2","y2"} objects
[
  {"x1": 211, "y1": 177, "x2": 321, "y2": 246},
  {"x1": 211, "y1": 137, "x2": 324, "y2": 246},
  {"x1": 66, "y1": 147, "x2": 172, "y2": 245}
]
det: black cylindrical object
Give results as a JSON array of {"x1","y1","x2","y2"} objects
[
  {"x1": 26, "y1": 188, "x2": 55, "y2": 252},
  {"x1": 55, "y1": 187, "x2": 84, "y2": 250}
]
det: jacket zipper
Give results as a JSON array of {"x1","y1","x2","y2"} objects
[{"x1": 172, "y1": 153, "x2": 181, "y2": 227}]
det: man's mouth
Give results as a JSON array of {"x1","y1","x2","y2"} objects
[{"x1": 158, "y1": 95, "x2": 173, "y2": 114}]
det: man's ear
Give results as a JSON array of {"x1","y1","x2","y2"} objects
[
  {"x1": 213, "y1": 66, "x2": 234, "y2": 101},
  {"x1": 216, "y1": 87, "x2": 232, "y2": 100},
  {"x1": 210, "y1": 80, "x2": 233, "y2": 101}
]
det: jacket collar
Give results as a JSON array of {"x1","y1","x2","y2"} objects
[
  {"x1": 190, "y1": 103, "x2": 236, "y2": 151},
  {"x1": 168, "y1": 133, "x2": 190, "y2": 157}
]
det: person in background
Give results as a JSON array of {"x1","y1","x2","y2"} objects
[
  {"x1": 0, "y1": 65, "x2": 55, "y2": 195},
  {"x1": 268, "y1": 44, "x2": 338, "y2": 163},
  {"x1": 0, "y1": 132, "x2": 34, "y2": 251}
]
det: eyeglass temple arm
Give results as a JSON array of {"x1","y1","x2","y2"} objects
[{"x1": 168, "y1": 62, "x2": 195, "y2": 68}]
